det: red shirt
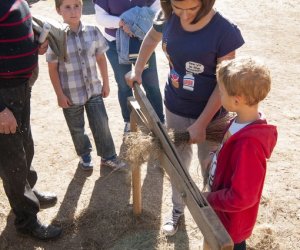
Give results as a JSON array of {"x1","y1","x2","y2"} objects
[{"x1": 207, "y1": 118, "x2": 277, "y2": 243}]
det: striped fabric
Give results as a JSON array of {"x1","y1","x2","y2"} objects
[{"x1": 0, "y1": 0, "x2": 38, "y2": 80}]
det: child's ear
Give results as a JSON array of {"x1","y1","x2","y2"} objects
[
  {"x1": 235, "y1": 95, "x2": 247, "y2": 105},
  {"x1": 56, "y1": 8, "x2": 61, "y2": 15},
  {"x1": 234, "y1": 96, "x2": 243, "y2": 105}
]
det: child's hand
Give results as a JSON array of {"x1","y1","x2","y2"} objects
[
  {"x1": 38, "y1": 40, "x2": 48, "y2": 55},
  {"x1": 102, "y1": 84, "x2": 110, "y2": 98},
  {"x1": 57, "y1": 94, "x2": 72, "y2": 108}
]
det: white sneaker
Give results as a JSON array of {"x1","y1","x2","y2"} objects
[
  {"x1": 162, "y1": 210, "x2": 183, "y2": 236},
  {"x1": 79, "y1": 153, "x2": 93, "y2": 171}
]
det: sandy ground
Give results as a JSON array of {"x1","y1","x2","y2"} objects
[{"x1": 0, "y1": 0, "x2": 300, "y2": 249}]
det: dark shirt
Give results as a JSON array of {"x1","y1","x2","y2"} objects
[
  {"x1": 0, "y1": 0, "x2": 38, "y2": 83},
  {"x1": 155, "y1": 12, "x2": 244, "y2": 119}
]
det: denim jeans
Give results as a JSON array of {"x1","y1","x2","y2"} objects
[
  {"x1": 0, "y1": 83, "x2": 39, "y2": 231},
  {"x1": 63, "y1": 95, "x2": 116, "y2": 159},
  {"x1": 165, "y1": 108, "x2": 219, "y2": 214},
  {"x1": 106, "y1": 40, "x2": 164, "y2": 123}
]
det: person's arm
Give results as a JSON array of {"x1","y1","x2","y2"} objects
[
  {"x1": 94, "y1": 4, "x2": 121, "y2": 29},
  {"x1": 207, "y1": 140, "x2": 266, "y2": 212},
  {"x1": 149, "y1": 0, "x2": 161, "y2": 13},
  {"x1": 48, "y1": 62, "x2": 72, "y2": 108},
  {"x1": 0, "y1": 108, "x2": 17, "y2": 134},
  {"x1": 126, "y1": 27, "x2": 162, "y2": 86},
  {"x1": 96, "y1": 53, "x2": 110, "y2": 98},
  {"x1": 187, "y1": 51, "x2": 236, "y2": 144}
]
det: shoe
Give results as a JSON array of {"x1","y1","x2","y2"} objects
[
  {"x1": 18, "y1": 220, "x2": 62, "y2": 240},
  {"x1": 101, "y1": 156, "x2": 127, "y2": 170},
  {"x1": 79, "y1": 153, "x2": 93, "y2": 171},
  {"x1": 124, "y1": 122, "x2": 131, "y2": 134},
  {"x1": 162, "y1": 210, "x2": 183, "y2": 236},
  {"x1": 33, "y1": 190, "x2": 57, "y2": 208}
]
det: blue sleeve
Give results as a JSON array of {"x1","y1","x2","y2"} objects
[{"x1": 218, "y1": 24, "x2": 245, "y2": 58}]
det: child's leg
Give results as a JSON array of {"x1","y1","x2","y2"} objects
[
  {"x1": 85, "y1": 95, "x2": 116, "y2": 159},
  {"x1": 63, "y1": 104, "x2": 92, "y2": 156}
]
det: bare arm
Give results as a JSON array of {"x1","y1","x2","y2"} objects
[
  {"x1": 96, "y1": 53, "x2": 110, "y2": 98},
  {"x1": 188, "y1": 51, "x2": 236, "y2": 144},
  {"x1": 48, "y1": 62, "x2": 72, "y2": 108},
  {"x1": 126, "y1": 27, "x2": 162, "y2": 86}
]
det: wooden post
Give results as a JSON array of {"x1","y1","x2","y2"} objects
[{"x1": 130, "y1": 107, "x2": 142, "y2": 216}]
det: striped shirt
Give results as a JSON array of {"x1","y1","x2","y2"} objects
[
  {"x1": 0, "y1": 0, "x2": 38, "y2": 81},
  {"x1": 46, "y1": 22, "x2": 109, "y2": 105}
]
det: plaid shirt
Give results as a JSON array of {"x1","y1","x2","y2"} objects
[{"x1": 46, "y1": 22, "x2": 109, "y2": 105}]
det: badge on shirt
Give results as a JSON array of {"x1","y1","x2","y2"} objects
[
  {"x1": 170, "y1": 69, "x2": 180, "y2": 88},
  {"x1": 183, "y1": 73, "x2": 195, "y2": 91}
]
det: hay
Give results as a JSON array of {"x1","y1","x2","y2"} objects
[
  {"x1": 121, "y1": 129, "x2": 161, "y2": 168},
  {"x1": 248, "y1": 224, "x2": 280, "y2": 250},
  {"x1": 121, "y1": 113, "x2": 235, "y2": 169}
]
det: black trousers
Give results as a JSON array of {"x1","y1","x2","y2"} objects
[{"x1": 0, "y1": 83, "x2": 39, "y2": 230}]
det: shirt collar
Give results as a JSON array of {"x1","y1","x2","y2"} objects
[{"x1": 66, "y1": 21, "x2": 86, "y2": 35}]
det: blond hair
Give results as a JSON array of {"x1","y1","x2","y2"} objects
[{"x1": 217, "y1": 57, "x2": 271, "y2": 106}]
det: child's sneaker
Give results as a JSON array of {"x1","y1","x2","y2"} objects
[
  {"x1": 79, "y1": 153, "x2": 93, "y2": 171},
  {"x1": 162, "y1": 209, "x2": 183, "y2": 236},
  {"x1": 101, "y1": 156, "x2": 127, "y2": 170}
]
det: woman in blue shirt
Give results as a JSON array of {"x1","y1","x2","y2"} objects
[{"x1": 126, "y1": 0, "x2": 244, "y2": 243}]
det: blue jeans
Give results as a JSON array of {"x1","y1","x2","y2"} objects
[
  {"x1": 63, "y1": 95, "x2": 116, "y2": 159},
  {"x1": 106, "y1": 40, "x2": 164, "y2": 123}
]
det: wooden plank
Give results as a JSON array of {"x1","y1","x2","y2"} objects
[
  {"x1": 160, "y1": 153, "x2": 233, "y2": 250},
  {"x1": 130, "y1": 111, "x2": 142, "y2": 215},
  {"x1": 133, "y1": 84, "x2": 233, "y2": 250}
]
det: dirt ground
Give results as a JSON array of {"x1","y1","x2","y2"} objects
[{"x1": 0, "y1": 0, "x2": 299, "y2": 249}]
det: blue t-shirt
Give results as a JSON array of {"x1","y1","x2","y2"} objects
[{"x1": 157, "y1": 12, "x2": 244, "y2": 119}]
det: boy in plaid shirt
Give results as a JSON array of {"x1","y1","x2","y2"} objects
[{"x1": 47, "y1": 0, "x2": 126, "y2": 170}]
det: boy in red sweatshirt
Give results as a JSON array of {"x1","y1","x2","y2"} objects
[{"x1": 203, "y1": 57, "x2": 278, "y2": 250}]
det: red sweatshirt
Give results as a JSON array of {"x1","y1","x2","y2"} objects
[{"x1": 207, "y1": 118, "x2": 277, "y2": 243}]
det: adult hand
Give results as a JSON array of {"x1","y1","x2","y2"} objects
[
  {"x1": 119, "y1": 20, "x2": 133, "y2": 37},
  {"x1": 57, "y1": 94, "x2": 72, "y2": 108},
  {"x1": 0, "y1": 108, "x2": 17, "y2": 134},
  {"x1": 125, "y1": 70, "x2": 142, "y2": 88},
  {"x1": 38, "y1": 40, "x2": 48, "y2": 55},
  {"x1": 187, "y1": 122, "x2": 206, "y2": 144}
]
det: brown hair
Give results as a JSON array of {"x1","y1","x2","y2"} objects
[
  {"x1": 55, "y1": 0, "x2": 82, "y2": 9},
  {"x1": 217, "y1": 57, "x2": 271, "y2": 106},
  {"x1": 159, "y1": 0, "x2": 215, "y2": 24}
]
